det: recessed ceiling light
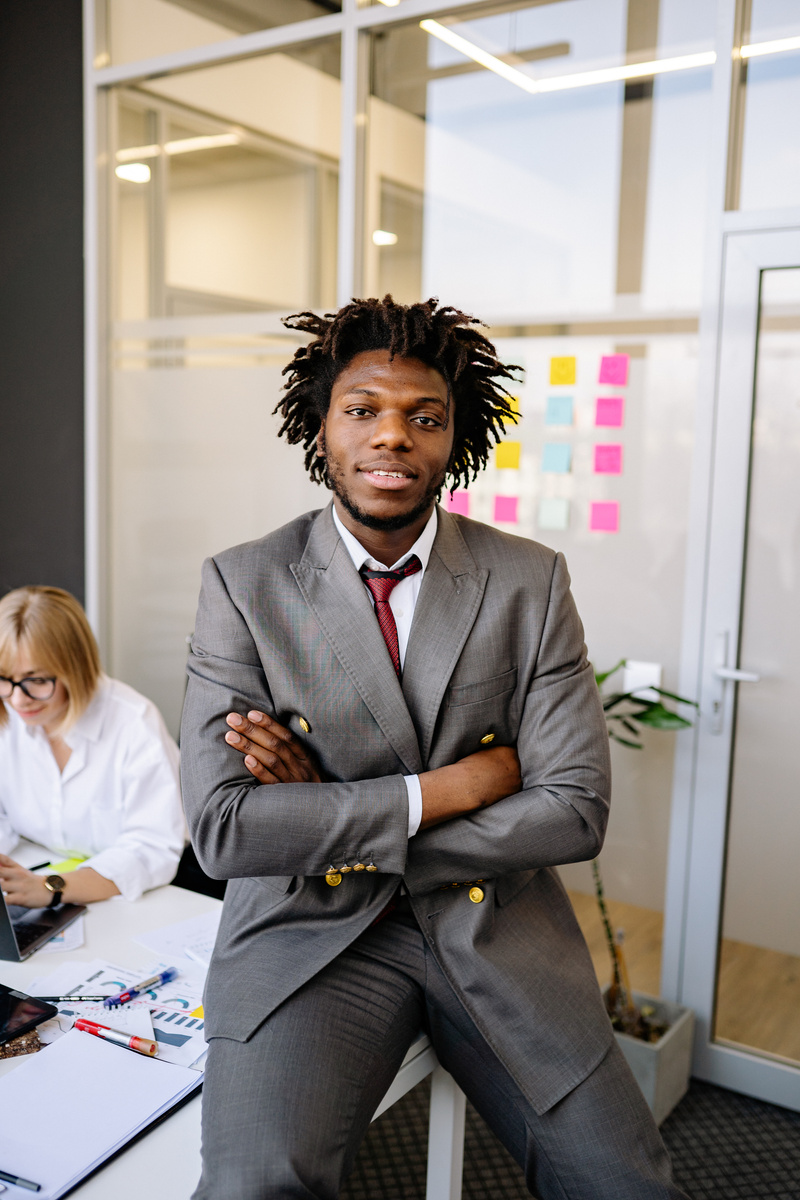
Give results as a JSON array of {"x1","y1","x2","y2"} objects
[
  {"x1": 372, "y1": 230, "x2": 399, "y2": 246},
  {"x1": 115, "y1": 163, "x2": 151, "y2": 183}
]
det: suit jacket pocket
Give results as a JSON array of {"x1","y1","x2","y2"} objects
[{"x1": 447, "y1": 666, "x2": 517, "y2": 708}]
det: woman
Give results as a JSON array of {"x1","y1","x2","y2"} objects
[{"x1": 0, "y1": 586, "x2": 185, "y2": 907}]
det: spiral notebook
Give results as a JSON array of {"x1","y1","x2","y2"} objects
[{"x1": 0, "y1": 1030, "x2": 201, "y2": 1198}]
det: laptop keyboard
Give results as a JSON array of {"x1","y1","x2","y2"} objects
[{"x1": 14, "y1": 921, "x2": 57, "y2": 951}]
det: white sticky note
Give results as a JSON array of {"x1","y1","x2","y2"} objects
[
  {"x1": 623, "y1": 660, "x2": 662, "y2": 702},
  {"x1": 538, "y1": 498, "x2": 569, "y2": 531}
]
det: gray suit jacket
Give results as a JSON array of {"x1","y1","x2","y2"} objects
[{"x1": 181, "y1": 503, "x2": 613, "y2": 1114}]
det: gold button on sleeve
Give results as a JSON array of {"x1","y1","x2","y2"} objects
[
  {"x1": 469, "y1": 886, "x2": 485, "y2": 903},
  {"x1": 325, "y1": 872, "x2": 342, "y2": 887},
  {"x1": 339, "y1": 864, "x2": 352, "y2": 874},
  {"x1": 353, "y1": 863, "x2": 365, "y2": 872},
  {"x1": 366, "y1": 864, "x2": 378, "y2": 872},
  {"x1": 299, "y1": 717, "x2": 311, "y2": 733},
  {"x1": 480, "y1": 733, "x2": 495, "y2": 744}
]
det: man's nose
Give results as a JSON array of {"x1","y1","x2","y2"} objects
[{"x1": 370, "y1": 413, "x2": 412, "y2": 450}]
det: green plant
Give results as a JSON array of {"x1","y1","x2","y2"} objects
[
  {"x1": 596, "y1": 659, "x2": 697, "y2": 749},
  {"x1": 592, "y1": 660, "x2": 698, "y2": 1038}
]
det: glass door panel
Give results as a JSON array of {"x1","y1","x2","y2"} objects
[
  {"x1": 108, "y1": 42, "x2": 339, "y2": 737},
  {"x1": 363, "y1": 0, "x2": 717, "y2": 1000},
  {"x1": 715, "y1": 268, "x2": 800, "y2": 1066}
]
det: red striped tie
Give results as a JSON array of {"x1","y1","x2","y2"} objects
[{"x1": 359, "y1": 555, "x2": 422, "y2": 676}]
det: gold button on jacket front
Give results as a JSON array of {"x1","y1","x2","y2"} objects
[
  {"x1": 480, "y1": 733, "x2": 495, "y2": 744},
  {"x1": 325, "y1": 872, "x2": 342, "y2": 887},
  {"x1": 469, "y1": 886, "x2": 485, "y2": 903}
]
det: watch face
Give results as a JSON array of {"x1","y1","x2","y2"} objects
[{"x1": 44, "y1": 874, "x2": 66, "y2": 893}]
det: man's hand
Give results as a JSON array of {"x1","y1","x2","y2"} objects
[
  {"x1": 225, "y1": 711, "x2": 323, "y2": 785},
  {"x1": 419, "y1": 744, "x2": 521, "y2": 830},
  {"x1": 0, "y1": 855, "x2": 51, "y2": 908}
]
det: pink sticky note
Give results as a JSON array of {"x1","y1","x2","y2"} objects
[
  {"x1": 594, "y1": 443, "x2": 623, "y2": 474},
  {"x1": 595, "y1": 396, "x2": 624, "y2": 427},
  {"x1": 446, "y1": 490, "x2": 470, "y2": 516},
  {"x1": 598, "y1": 354, "x2": 629, "y2": 386},
  {"x1": 493, "y1": 495, "x2": 519, "y2": 524},
  {"x1": 589, "y1": 501, "x2": 620, "y2": 532}
]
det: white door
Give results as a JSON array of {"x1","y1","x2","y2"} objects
[{"x1": 668, "y1": 229, "x2": 800, "y2": 1110}]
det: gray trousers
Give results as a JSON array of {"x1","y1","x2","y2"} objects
[{"x1": 194, "y1": 899, "x2": 687, "y2": 1200}]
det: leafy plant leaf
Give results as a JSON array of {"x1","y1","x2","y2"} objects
[
  {"x1": 634, "y1": 704, "x2": 693, "y2": 730},
  {"x1": 595, "y1": 659, "x2": 626, "y2": 687}
]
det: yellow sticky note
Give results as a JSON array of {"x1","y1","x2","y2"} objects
[
  {"x1": 496, "y1": 441, "x2": 521, "y2": 470},
  {"x1": 506, "y1": 395, "x2": 521, "y2": 423},
  {"x1": 191, "y1": 1005, "x2": 204, "y2": 1018},
  {"x1": 49, "y1": 856, "x2": 88, "y2": 873},
  {"x1": 549, "y1": 356, "x2": 576, "y2": 386}
]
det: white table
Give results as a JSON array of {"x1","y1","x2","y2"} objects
[{"x1": 1, "y1": 879, "x2": 465, "y2": 1199}]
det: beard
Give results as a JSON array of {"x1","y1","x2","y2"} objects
[{"x1": 324, "y1": 451, "x2": 447, "y2": 533}]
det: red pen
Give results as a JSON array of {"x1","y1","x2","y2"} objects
[{"x1": 74, "y1": 1018, "x2": 158, "y2": 1057}]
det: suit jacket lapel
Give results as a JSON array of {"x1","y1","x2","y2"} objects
[
  {"x1": 290, "y1": 505, "x2": 423, "y2": 775},
  {"x1": 402, "y1": 508, "x2": 488, "y2": 765}
]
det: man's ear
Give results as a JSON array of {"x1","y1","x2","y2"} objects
[{"x1": 316, "y1": 421, "x2": 326, "y2": 458}]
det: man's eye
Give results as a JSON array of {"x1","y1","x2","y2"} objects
[{"x1": 415, "y1": 415, "x2": 441, "y2": 427}]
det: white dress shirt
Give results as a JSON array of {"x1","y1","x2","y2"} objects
[
  {"x1": 0, "y1": 675, "x2": 186, "y2": 901},
  {"x1": 333, "y1": 505, "x2": 438, "y2": 837}
]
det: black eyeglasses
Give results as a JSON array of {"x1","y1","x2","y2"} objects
[{"x1": 0, "y1": 676, "x2": 57, "y2": 702}]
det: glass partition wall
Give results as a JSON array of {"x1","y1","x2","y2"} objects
[{"x1": 88, "y1": 0, "x2": 800, "y2": 1089}]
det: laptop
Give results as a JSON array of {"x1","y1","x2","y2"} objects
[{"x1": 0, "y1": 889, "x2": 87, "y2": 961}]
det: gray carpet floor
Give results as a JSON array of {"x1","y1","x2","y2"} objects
[{"x1": 340, "y1": 1077, "x2": 800, "y2": 1199}]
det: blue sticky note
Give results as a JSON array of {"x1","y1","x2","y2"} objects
[
  {"x1": 545, "y1": 396, "x2": 574, "y2": 426},
  {"x1": 541, "y1": 443, "x2": 572, "y2": 473}
]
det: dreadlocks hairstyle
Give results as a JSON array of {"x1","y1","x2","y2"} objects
[{"x1": 274, "y1": 296, "x2": 522, "y2": 493}]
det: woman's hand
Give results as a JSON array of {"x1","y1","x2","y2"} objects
[
  {"x1": 0, "y1": 855, "x2": 52, "y2": 908},
  {"x1": 225, "y1": 711, "x2": 323, "y2": 785},
  {"x1": 0, "y1": 857, "x2": 120, "y2": 906}
]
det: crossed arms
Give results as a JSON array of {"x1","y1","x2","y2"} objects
[
  {"x1": 181, "y1": 547, "x2": 611, "y2": 892},
  {"x1": 223, "y1": 710, "x2": 521, "y2": 831}
]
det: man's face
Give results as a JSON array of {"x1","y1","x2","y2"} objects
[{"x1": 318, "y1": 350, "x2": 454, "y2": 533}]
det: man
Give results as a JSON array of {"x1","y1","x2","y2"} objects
[{"x1": 181, "y1": 297, "x2": 686, "y2": 1199}]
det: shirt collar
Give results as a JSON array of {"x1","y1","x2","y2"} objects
[
  {"x1": 63, "y1": 675, "x2": 109, "y2": 748},
  {"x1": 332, "y1": 504, "x2": 438, "y2": 574}
]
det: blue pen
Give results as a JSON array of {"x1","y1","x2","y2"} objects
[{"x1": 103, "y1": 967, "x2": 179, "y2": 1008}]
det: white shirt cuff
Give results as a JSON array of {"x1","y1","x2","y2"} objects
[{"x1": 404, "y1": 774, "x2": 422, "y2": 838}]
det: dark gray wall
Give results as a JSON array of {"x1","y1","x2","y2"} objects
[{"x1": 0, "y1": 0, "x2": 85, "y2": 603}]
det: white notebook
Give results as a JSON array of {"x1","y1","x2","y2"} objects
[{"x1": 0, "y1": 1030, "x2": 200, "y2": 1199}]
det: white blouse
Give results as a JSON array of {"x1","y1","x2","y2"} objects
[{"x1": 0, "y1": 675, "x2": 185, "y2": 901}]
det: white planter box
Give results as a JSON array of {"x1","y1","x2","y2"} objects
[{"x1": 606, "y1": 990, "x2": 695, "y2": 1125}]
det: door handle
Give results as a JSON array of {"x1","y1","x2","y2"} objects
[{"x1": 711, "y1": 632, "x2": 761, "y2": 734}]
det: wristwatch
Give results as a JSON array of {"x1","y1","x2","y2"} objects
[{"x1": 43, "y1": 874, "x2": 67, "y2": 908}]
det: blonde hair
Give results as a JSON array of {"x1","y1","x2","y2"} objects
[{"x1": 0, "y1": 587, "x2": 101, "y2": 735}]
